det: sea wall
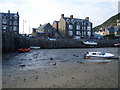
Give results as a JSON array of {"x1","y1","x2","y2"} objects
[{"x1": 2, "y1": 32, "x2": 120, "y2": 53}]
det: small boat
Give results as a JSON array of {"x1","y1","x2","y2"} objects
[
  {"x1": 18, "y1": 48, "x2": 30, "y2": 52},
  {"x1": 84, "y1": 52, "x2": 115, "y2": 59},
  {"x1": 30, "y1": 46, "x2": 41, "y2": 49},
  {"x1": 114, "y1": 43, "x2": 120, "y2": 47},
  {"x1": 83, "y1": 40, "x2": 97, "y2": 46}
]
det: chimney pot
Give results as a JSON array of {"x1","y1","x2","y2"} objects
[
  {"x1": 85, "y1": 17, "x2": 89, "y2": 21},
  {"x1": 61, "y1": 14, "x2": 64, "y2": 18},
  {"x1": 70, "y1": 15, "x2": 73, "y2": 18},
  {"x1": 8, "y1": 10, "x2": 10, "y2": 13}
]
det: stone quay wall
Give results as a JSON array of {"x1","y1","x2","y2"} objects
[{"x1": 2, "y1": 32, "x2": 120, "y2": 53}]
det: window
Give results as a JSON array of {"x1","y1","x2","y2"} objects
[
  {"x1": 76, "y1": 31, "x2": 80, "y2": 35},
  {"x1": 14, "y1": 21, "x2": 17, "y2": 25},
  {"x1": 14, "y1": 14, "x2": 18, "y2": 19},
  {"x1": 69, "y1": 25, "x2": 73, "y2": 30},
  {"x1": 10, "y1": 27, "x2": 12, "y2": 31},
  {"x1": 13, "y1": 26, "x2": 17, "y2": 31},
  {"x1": 84, "y1": 23, "x2": 86, "y2": 25},
  {"x1": 84, "y1": 32, "x2": 86, "y2": 35},
  {"x1": 76, "y1": 25, "x2": 80, "y2": 30},
  {"x1": 84, "y1": 27, "x2": 86, "y2": 30},
  {"x1": 87, "y1": 26, "x2": 91, "y2": 30},
  {"x1": 88, "y1": 23, "x2": 91, "y2": 26},
  {"x1": 3, "y1": 25, "x2": 7, "y2": 29},
  {"x1": 69, "y1": 31, "x2": 73, "y2": 36},
  {"x1": 10, "y1": 17, "x2": 13, "y2": 19},
  {"x1": 87, "y1": 32, "x2": 91, "y2": 36},
  {"x1": 10, "y1": 21, "x2": 12, "y2": 25},
  {"x1": 3, "y1": 16, "x2": 7, "y2": 19},
  {"x1": 3, "y1": 19, "x2": 7, "y2": 24}
]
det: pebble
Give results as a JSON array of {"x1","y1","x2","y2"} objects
[
  {"x1": 19, "y1": 64, "x2": 26, "y2": 67},
  {"x1": 52, "y1": 62, "x2": 56, "y2": 65},
  {"x1": 50, "y1": 58, "x2": 53, "y2": 60}
]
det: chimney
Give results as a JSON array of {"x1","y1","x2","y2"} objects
[
  {"x1": 61, "y1": 14, "x2": 64, "y2": 18},
  {"x1": 85, "y1": 17, "x2": 89, "y2": 21},
  {"x1": 70, "y1": 15, "x2": 73, "y2": 18},
  {"x1": 40, "y1": 24, "x2": 41, "y2": 26},
  {"x1": 8, "y1": 10, "x2": 10, "y2": 13}
]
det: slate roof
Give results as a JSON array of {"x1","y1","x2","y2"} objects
[
  {"x1": 107, "y1": 27, "x2": 118, "y2": 32},
  {"x1": 54, "y1": 21, "x2": 59, "y2": 24},
  {"x1": 37, "y1": 23, "x2": 48, "y2": 29},
  {"x1": 0, "y1": 12, "x2": 18, "y2": 17},
  {"x1": 63, "y1": 17, "x2": 91, "y2": 23}
]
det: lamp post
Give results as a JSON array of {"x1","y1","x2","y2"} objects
[{"x1": 23, "y1": 20, "x2": 26, "y2": 34}]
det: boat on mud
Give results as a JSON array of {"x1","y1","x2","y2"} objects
[
  {"x1": 84, "y1": 52, "x2": 115, "y2": 59},
  {"x1": 18, "y1": 48, "x2": 30, "y2": 53}
]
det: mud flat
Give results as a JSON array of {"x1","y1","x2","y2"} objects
[{"x1": 2, "y1": 48, "x2": 119, "y2": 88}]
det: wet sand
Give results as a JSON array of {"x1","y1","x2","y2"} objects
[{"x1": 2, "y1": 48, "x2": 119, "y2": 88}]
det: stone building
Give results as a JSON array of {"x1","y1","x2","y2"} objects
[
  {"x1": 32, "y1": 23, "x2": 56, "y2": 38},
  {"x1": 0, "y1": 10, "x2": 19, "y2": 34},
  {"x1": 52, "y1": 14, "x2": 92, "y2": 38}
]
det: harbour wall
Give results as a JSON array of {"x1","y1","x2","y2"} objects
[{"x1": 2, "y1": 32, "x2": 120, "y2": 53}]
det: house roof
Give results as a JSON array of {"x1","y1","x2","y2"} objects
[
  {"x1": 54, "y1": 21, "x2": 59, "y2": 24},
  {"x1": 63, "y1": 17, "x2": 91, "y2": 23},
  {"x1": 107, "y1": 27, "x2": 118, "y2": 32},
  {"x1": 0, "y1": 12, "x2": 18, "y2": 17},
  {"x1": 37, "y1": 23, "x2": 48, "y2": 29}
]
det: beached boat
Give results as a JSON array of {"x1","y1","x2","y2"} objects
[
  {"x1": 114, "y1": 43, "x2": 120, "y2": 47},
  {"x1": 83, "y1": 40, "x2": 97, "y2": 46},
  {"x1": 18, "y1": 48, "x2": 30, "y2": 52},
  {"x1": 84, "y1": 52, "x2": 115, "y2": 59},
  {"x1": 30, "y1": 46, "x2": 41, "y2": 49}
]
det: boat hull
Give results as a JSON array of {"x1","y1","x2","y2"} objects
[
  {"x1": 84, "y1": 56, "x2": 115, "y2": 59},
  {"x1": 18, "y1": 48, "x2": 30, "y2": 53}
]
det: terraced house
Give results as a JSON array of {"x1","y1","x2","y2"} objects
[
  {"x1": 52, "y1": 14, "x2": 92, "y2": 38},
  {"x1": 0, "y1": 10, "x2": 19, "y2": 34}
]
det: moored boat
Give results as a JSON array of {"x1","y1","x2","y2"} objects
[
  {"x1": 18, "y1": 48, "x2": 30, "y2": 52},
  {"x1": 84, "y1": 51, "x2": 115, "y2": 59},
  {"x1": 83, "y1": 40, "x2": 97, "y2": 46},
  {"x1": 30, "y1": 46, "x2": 41, "y2": 49},
  {"x1": 114, "y1": 43, "x2": 120, "y2": 47}
]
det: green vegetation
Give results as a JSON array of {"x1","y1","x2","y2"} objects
[{"x1": 93, "y1": 13, "x2": 120, "y2": 32}]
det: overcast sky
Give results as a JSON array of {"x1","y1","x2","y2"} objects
[{"x1": 0, "y1": 0, "x2": 119, "y2": 34}]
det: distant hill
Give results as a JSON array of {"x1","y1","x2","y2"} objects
[{"x1": 93, "y1": 13, "x2": 120, "y2": 32}]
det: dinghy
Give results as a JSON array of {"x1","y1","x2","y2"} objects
[{"x1": 18, "y1": 48, "x2": 30, "y2": 53}]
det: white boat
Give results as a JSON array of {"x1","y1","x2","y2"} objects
[
  {"x1": 114, "y1": 43, "x2": 120, "y2": 47},
  {"x1": 84, "y1": 52, "x2": 115, "y2": 59},
  {"x1": 30, "y1": 46, "x2": 41, "y2": 49},
  {"x1": 83, "y1": 41, "x2": 97, "y2": 46}
]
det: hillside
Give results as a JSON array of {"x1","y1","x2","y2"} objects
[{"x1": 93, "y1": 13, "x2": 120, "y2": 32}]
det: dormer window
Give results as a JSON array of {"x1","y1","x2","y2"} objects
[
  {"x1": 71, "y1": 19, "x2": 75, "y2": 24},
  {"x1": 66, "y1": 19, "x2": 70, "y2": 23}
]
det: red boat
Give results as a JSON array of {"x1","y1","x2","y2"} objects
[
  {"x1": 114, "y1": 43, "x2": 120, "y2": 47},
  {"x1": 18, "y1": 48, "x2": 30, "y2": 52}
]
